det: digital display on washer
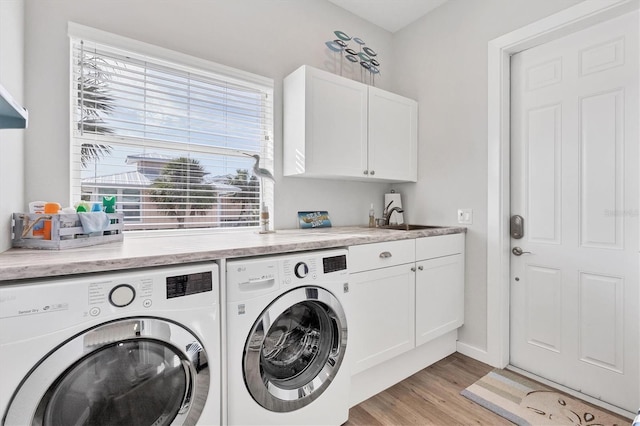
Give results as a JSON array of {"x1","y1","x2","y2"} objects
[
  {"x1": 166, "y1": 271, "x2": 213, "y2": 299},
  {"x1": 323, "y1": 255, "x2": 347, "y2": 273}
]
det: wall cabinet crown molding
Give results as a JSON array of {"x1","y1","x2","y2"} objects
[{"x1": 283, "y1": 65, "x2": 417, "y2": 182}]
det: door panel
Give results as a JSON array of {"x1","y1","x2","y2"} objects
[
  {"x1": 526, "y1": 104, "x2": 561, "y2": 244},
  {"x1": 580, "y1": 89, "x2": 624, "y2": 248},
  {"x1": 524, "y1": 265, "x2": 562, "y2": 353},
  {"x1": 578, "y1": 272, "x2": 623, "y2": 372},
  {"x1": 510, "y1": 10, "x2": 639, "y2": 412}
]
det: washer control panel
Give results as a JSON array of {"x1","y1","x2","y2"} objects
[{"x1": 280, "y1": 250, "x2": 349, "y2": 284}]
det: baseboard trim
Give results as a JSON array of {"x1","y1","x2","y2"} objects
[{"x1": 456, "y1": 341, "x2": 497, "y2": 367}]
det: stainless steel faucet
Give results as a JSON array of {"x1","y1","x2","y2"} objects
[{"x1": 384, "y1": 206, "x2": 404, "y2": 225}]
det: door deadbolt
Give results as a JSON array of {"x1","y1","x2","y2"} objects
[{"x1": 510, "y1": 215, "x2": 524, "y2": 239}]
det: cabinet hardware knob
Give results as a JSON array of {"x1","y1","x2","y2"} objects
[
  {"x1": 411, "y1": 267, "x2": 416, "y2": 272},
  {"x1": 363, "y1": 170, "x2": 369, "y2": 175},
  {"x1": 370, "y1": 170, "x2": 375, "y2": 175},
  {"x1": 418, "y1": 265, "x2": 424, "y2": 271},
  {"x1": 379, "y1": 251, "x2": 392, "y2": 259}
]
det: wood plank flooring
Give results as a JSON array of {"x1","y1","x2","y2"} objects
[{"x1": 346, "y1": 352, "x2": 630, "y2": 426}]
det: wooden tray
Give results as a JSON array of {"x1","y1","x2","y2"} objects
[{"x1": 12, "y1": 212, "x2": 124, "y2": 250}]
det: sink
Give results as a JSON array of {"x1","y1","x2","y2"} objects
[{"x1": 378, "y1": 224, "x2": 447, "y2": 231}]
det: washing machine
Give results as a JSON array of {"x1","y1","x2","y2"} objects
[
  {"x1": 0, "y1": 262, "x2": 220, "y2": 426},
  {"x1": 226, "y1": 249, "x2": 351, "y2": 425}
]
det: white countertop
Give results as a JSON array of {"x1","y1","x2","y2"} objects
[{"x1": 0, "y1": 226, "x2": 465, "y2": 282}]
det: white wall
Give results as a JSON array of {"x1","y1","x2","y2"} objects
[
  {"x1": 22, "y1": 0, "x2": 394, "y2": 231},
  {"x1": 390, "y1": 0, "x2": 582, "y2": 353},
  {"x1": 0, "y1": 0, "x2": 25, "y2": 252}
]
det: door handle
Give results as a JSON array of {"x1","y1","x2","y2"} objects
[{"x1": 512, "y1": 247, "x2": 532, "y2": 256}]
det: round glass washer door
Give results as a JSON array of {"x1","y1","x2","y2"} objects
[
  {"x1": 243, "y1": 286, "x2": 347, "y2": 412},
  {"x1": 4, "y1": 318, "x2": 209, "y2": 426}
]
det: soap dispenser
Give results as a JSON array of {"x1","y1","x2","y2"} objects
[{"x1": 368, "y1": 203, "x2": 375, "y2": 228}]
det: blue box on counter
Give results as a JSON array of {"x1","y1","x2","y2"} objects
[{"x1": 298, "y1": 211, "x2": 332, "y2": 228}]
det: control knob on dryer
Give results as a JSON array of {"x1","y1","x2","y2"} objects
[{"x1": 294, "y1": 262, "x2": 309, "y2": 278}]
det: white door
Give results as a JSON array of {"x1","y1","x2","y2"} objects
[{"x1": 510, "y1": 10, "x2": 639, "y2": 412}]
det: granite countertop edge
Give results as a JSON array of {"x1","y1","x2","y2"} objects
[{"x1": 0, "y1": 226, "x2": 466, "y2": 283}]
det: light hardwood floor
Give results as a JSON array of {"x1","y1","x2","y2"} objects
[{"x1": 346, "y1": 352, "x2": 630, "y2": 425}]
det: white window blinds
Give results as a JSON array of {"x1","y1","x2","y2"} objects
[{"x1": 69, "y1": 26, "x2": 274, "y2": 232}]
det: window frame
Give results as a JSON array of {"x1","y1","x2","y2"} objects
[{"x1": 68, "y1": 22, "x2": 274, "y2": 235}]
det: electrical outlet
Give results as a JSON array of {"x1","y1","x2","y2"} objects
[{"x1": 457, "y1": 208, "x2": 473, "y2": 225}]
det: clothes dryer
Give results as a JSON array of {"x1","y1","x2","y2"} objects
[
  {"x1": 0, "y1": 263, "x2": 220, "y2": 426},
  {"x1": 226, "y1": 249, "x2": 350, "y2": 425}
]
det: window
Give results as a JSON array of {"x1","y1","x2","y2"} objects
[{"x1": 69, "y1": 23, "x2": 274, "y2": 232}]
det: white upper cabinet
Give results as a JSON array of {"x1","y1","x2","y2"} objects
[
  {"x1": 283, "y1": 65, "x2": 417, "y2": 182},
  {"x1": 368, "y1": 87, "x2": 417, "y2": 181}
]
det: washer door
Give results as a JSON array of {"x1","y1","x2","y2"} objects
[
  {"x1": 243, "y1": 286, "x2": 347, "y2": 412},
  {"x1": 4, "y1": 318, "x2": 209, "y2": 426}
]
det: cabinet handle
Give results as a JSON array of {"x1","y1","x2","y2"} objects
[
  {"x1": 418, "y1": 265, "x2": 424, "y2": 271},
  {"x1": 363, "y1": 170, "x2": 369, "y2": 175},
  {"x1": 411, "y1": 267, "x2": 416, "y2": 272},
  {"x1": 370, "y1": 170, "x2": 375, "y2": 175},
  {"x1": 379, "y1": 251, "x2": 392, "y2": 259}
]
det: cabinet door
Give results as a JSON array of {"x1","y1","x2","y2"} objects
[
  {"x1": 350, "y1": 264, "x2": 415, "y2": 374},
  {"x1": 368, "y1": 87, "x2": 417, "y2": 182},
  {"x1": 284, "y1": 66, "x2": 367, "y2": 178},
  {"x1": 415, "y1": 254, "x2": 464, "y2": 346}
]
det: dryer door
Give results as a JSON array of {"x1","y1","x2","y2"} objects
[
  {"x1": 243, "y1": 286, "x2": 347, "y2": 412},
  {"x1": 4, "y1": 318, "x2": 209, "y2": 426}
]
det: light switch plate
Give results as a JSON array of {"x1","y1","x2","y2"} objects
[{"x1": 458, "y1": 208, "x2": 473, "y2": 225}]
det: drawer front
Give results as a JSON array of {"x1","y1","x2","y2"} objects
[
  {"x1": 416, "y1": 233, "x2": 464, "y2": 261},
  {"x1": 349, "y1": 239, "x2": 414, "y2": 272}
]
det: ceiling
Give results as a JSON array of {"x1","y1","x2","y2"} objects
[{"x1": 327, "y1": 0, "x2": 449, "y2": 33}]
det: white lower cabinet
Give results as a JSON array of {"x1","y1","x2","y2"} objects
[
  {"x1": 415, "y1": 233, "x2": 465, "y2": 348},
  {"x1": 349, "y1": 233, "x2": 465, "y2": 376},
  {"x1": 415, "y1": 254, "x2": 464, "y2": 346},
  {"x1": 350, "y1": 263, "x2": 415, "y2": 374},
  {"x1": 349, "y1": 239, "x2": 415, "y2": 375}
]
